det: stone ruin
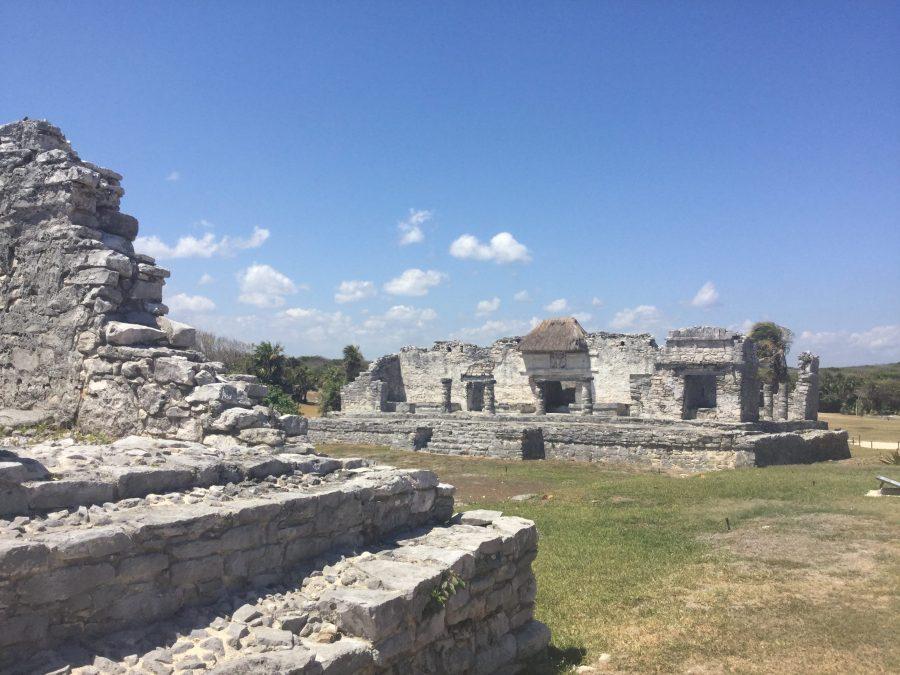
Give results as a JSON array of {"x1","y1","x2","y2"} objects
[
  {"x1": 311, "y1": 319, "x2": 851, "y2": 471},
  {"x1": 0, "y1": 120, "x2": 549, "y2": 672}
]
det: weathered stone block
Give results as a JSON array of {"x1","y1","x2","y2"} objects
[{"x1": 104, "y1": 321, "x2": 166, "y2": 346}]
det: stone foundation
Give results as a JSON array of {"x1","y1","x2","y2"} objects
[
  {"x1": 310, "y1": 413, "x2": 850, "y2": 472},
  {"x1": 0, "y1": 437, "x2": 547, "y2": 672}
]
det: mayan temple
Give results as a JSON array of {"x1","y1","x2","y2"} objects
[{"x1": 0, "y1": 120, "x2": 550, "y2": 673}]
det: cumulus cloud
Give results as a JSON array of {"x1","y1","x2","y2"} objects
[
  {"x1": 383, "y1": 268, "x2": 446, "y2": 296},
  {"x1": 796, "y1": 325, "x2": 900, "y2": 365},
  {"x1": 544, "y1": 298, "x2": 569, "y2": 313},
  {"x1": 362, "y1": 305, "x2": 438, "y2": 331},
  {"x1": 690, "y1": 281, "x2": 720, "y2": 309},
  {"x1": 335, "y1": 280, "x2": 376, "y2": 304},
  {"x1": 514, "y1": 290, "x2": 531, "y2": 302},
  {"x1": 449, "y1": 232, "x2": 531, "y2": 264},
  {"x1": 610, "y1": 305, "x2": 662, "y2": 331},
  {"x1": 198, "y1": 273, "x2": 214, "y2": 286},
  {"x1": 237, "y1": 264, "x2": 300, "y2": 308},
  {"x1": 135, "y1": 226, "x2": 270, "y2": 260},
  {"x1": 572, "y1": 312, "x2": 592, "y2": 325},
  {"x1": 167, "y1": 293, "x2": 215, "y2": 313},
  {"x1": 397, "y1": 208, "x2": 432, "y2": 245},
  {"x1": 165, "y1": 170, "x2": 180, "y2": 182},
  {"x1": 476, "y1": 297, "x2": 501, "y2": 316},
  {"x1": 592, "y1": 297, "x2": 604, "y2": 308},
  {"x1": 454, "y1": 318, "x2": 533, "y2": 342}
]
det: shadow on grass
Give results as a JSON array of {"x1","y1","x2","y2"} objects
[{"x1": 523, "y1": 644, "x2": 588, "y2": 674}]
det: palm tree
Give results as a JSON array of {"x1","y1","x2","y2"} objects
[
  {"x1": 342, "y1": 345, "x2": 364, "y2": 382},
  {"x1": 252, "y1": 341, "x2": 286, "y2": 385}
]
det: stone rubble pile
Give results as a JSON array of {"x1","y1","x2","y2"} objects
[{"x1": 0, "y1": 119, "x2": 306, "y2": 447}]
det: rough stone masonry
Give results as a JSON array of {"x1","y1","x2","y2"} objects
[
  {"x1": 0, "y1": 119, "x2": 550, "y2": 672},
  {"x1": 0, "y1": 119, "x2": 306, "y2": 449}
]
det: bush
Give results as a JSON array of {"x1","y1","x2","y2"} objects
[
  {"x1": 318, "y1": 366, "x2": 346, "y2": 414},
  {"x1": 264, "y1": 384, "x2": 298, "y2": 415}
]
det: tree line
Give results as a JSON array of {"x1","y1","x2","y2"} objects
[{"x1": 195, "y1": 331, "x2": 364, "y2": 415}]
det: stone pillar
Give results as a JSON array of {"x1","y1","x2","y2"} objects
[
  {"x1": 790, "y1": 352, "x2": 820, "y2": 421},
  {"x1": 484, "y1": 379, "x2": 496, "y2": 415},
  {"x1": 580, "y1": 381, "x2": 593, "y2": 415},
  {"x1": 531, "y1": 379, "x2": 546, "y2": 415},
  {"x1": 464, "y1": 382, "x2": 474, "y2": 412},
  {"x1": 762, "y1": 383, "x2": 773, "y2": 421},
  {"x1": 775, "y1": 382, "x2": 789, "y2": 421},
  {"x1": 440, "y1": 378, "x2": 452, "y2": 414}
]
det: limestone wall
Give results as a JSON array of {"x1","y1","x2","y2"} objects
[
  {"x1": 587, "y1": 333, "x2": 658, "y2": 404},
  {"x1": 0, "y1": 119, "x2": 309, "y2": 447}
]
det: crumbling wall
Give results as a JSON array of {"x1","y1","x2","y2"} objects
[
  {"x1": 643, "y1": 327, "x2": 759, "y2": 422},
  {"x1": 398, "y1": 341, "x2": 491, "y2": 409},
  {"x1": 0, "y1": 120, "x2": 307, "y2": 447},
  {"x1": 587, "y1": 332, "x2": 658, "y2": 404}
]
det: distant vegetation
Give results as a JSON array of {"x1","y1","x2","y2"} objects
[
  {"x1": 195, "y1": 330, "x2": 365, "y2": 414},
  {"x1": 818, "y1": 362, "x2": 900, "y2": 415}
]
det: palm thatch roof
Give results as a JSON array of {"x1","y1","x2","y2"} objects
[{"x1": 518, "y1": 317, "x2": 588, "y2": 353}]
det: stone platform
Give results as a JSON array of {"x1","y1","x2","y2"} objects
[
  {"x1": 309, "y1": 413, "x2": 851, "y2": 472},
  {"x1": 0, "y1": 437, "x2": 548, "y2": 672}
]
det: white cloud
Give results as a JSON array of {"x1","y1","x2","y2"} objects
[
  {"x1": 610, "y1": 305, "x2": 662, "y2": 331},
  {"x1": 592, "y1": 297, "x2": 604, "y2": 308},
  {"x1": 364, "y1": 305, "x2": 437, "y2": 330},
  {"x1": 544, "y1": 298, "x2": 569, "y2": 313},
  {"x1": 383, "y1": 268, "x2": 446, "y2": 296},
  {"x1": 237, "y1": 263, "x2": 300, "y2": 308},
  {"x1": 335, "y1": 280, "x2": 376, "y2": 304},
  {"x1": 514, "y1": 290, "x2": 531, "y2": 302},
  {"x1": 165, "y1": 170, "x2": 180, "y2": 182},
  {"x1": 476, "y1": 297, "x2": 501, "y2": 315},
  {"x1": 449, "y1": 232, "x2": 531, "y2": 264},
  {"x1": 729, "y1": 319, "x2": 755, "y2": 335},
  {"x1": 690, "y1": 281, "x2": 720, "y2": 309},
  {"x1": 135, "y1": 226, "x2": 270, "y2": 260},
  {"x1": 573, "y1": 312, "x2": 592, "y2": 325},
  {"x1": 454, "y1": 318, "x2": 532, "y2": 343},
  {"x1": 167, "y1": 292, "x2": 215, "y2": 313},
  {"x1": 796, "y1": 325, "x2": 900, "y2": 365},
  {"x1": 198, "y1": 273, "x2": 214, "y2": 286},
  {"x1": 397, "y1": 208, "x2": 432, "y2": 245}
]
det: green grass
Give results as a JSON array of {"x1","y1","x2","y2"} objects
[{"x1": 320, "y1": 443, "x2": 900, "y2": 673}]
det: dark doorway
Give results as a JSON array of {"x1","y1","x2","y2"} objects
[
  {"x1": 682, "y1": 373, "x2": 717, "y2": 419},
  {"x1": 522, "y1": 428, "x2": 545, "y2": 460},
  {"x1": 544, "y1": 381, "x2": 576, "y2": 412},
  {"x1": 413, "y1": 427, "x2": 433, "y2": 451},
  {"x1": 466, "y1": 382, "x2": 484, "y2": 412}
]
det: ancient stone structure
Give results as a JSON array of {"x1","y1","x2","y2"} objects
[
  {"x1": 0, "y1": 436, "x2": 547, "y2": 672},
  {"x1": 0, "y1": 120, "x2": 306, "y2": 449},
  {"x1": 321, "y1": 320, "x2": 848, "y2": 471},
  {"x1": 639, "y1": 327, "x2": 760, "y2": 422},
  {"x1": 0, "y1": 120, "x2": 549, "y2": 672}
]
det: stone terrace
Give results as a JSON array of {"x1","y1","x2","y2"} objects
[{"x1": 0, "y1": 438, "x2": 548, "y2": 673}]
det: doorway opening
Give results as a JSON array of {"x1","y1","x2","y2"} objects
[
  {"x1": 544, "y1": 380, "x2": 576, "y2": 412},
  {"x1": 682, "y1": 373, "x2": 717, "y2": 419}
]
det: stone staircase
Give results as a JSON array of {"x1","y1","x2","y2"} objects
[{"x1": 0, "y1": 437, "x2": 548, "y2": 673}]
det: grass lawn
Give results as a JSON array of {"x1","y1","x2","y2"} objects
[
  {"x1": 319, "y1": 442, "x2": 900, "y2": 673},
  {"x1": 821, "y1": 412, "x2": 900, "y2": 446}
]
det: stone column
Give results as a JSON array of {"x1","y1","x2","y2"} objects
[
  {"x1": 775, "y1": 382, "x2": 789, "y2": 421},
  {"x1": 580, "y1": 380, "x2": 593, "y2": 415},
  {"x1": 484, "y1": 379, "x2": 496, "y2": 415},
  {"x1": 464, "y1": 382, "x2": 474, "y2": 412},
  {"x1": 440, "y1": 378, "x2": 452, "y2": 414},
  {"x1": 762, "y1": 383, "x2": 773, "y2": 421},
  {"x1": 531, "y1": 379, "x2": 546, "y2": 415}
]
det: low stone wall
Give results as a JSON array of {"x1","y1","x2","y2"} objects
[
  {"x1": 310, "y1": 413, "x2": 851, "y2": 471},
  {"x1": 0, "y1": 462, "x2": 450, "y2": 659}
]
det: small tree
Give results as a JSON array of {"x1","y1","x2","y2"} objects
[
  {"x1": 285, "y1": 362, "x2": 315, "y2": 403},
  {"x1": 252, "y1": 342, "x2": 286, "y2": 385},
  {"x1": 749, "y1": 322, "x2": 793, "y2": 387},
  {"x1": 318, "y1": 366, "x2": 346, "y2": 414},
  {"x1": 342, "y1": 345, "x2": 364, "y2": 383}
]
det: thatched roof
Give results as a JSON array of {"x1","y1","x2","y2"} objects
[{"x1": 518, "y1": 317, "x2": 588, "y2": 353}]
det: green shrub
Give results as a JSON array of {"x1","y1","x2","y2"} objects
[{"x1": 264, "y1": 383, "x2": 298, "y2": 415}]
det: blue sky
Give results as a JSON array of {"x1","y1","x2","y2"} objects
[{"x1": 3, "y1": 2, "x2": 898, "y2": 365}]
